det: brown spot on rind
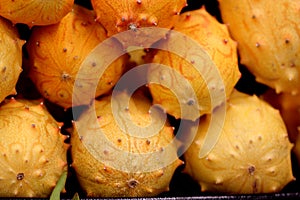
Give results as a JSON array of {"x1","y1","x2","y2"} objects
[
  {"x1": 252, "y1": 179, "x2": 258, "y2": 193},
  {"x1": 248, "y1": 165, "x2": 255, "y2": 175},
  {"x1": 127, "y1": 179, "x2": 139, "y2": 188},
  {"x1": 61, "y1": 73, "x2": 71, "y2": 81},
  {"x1": 1, "y1": 66, "x2": 6, "y2": 73},
  {"x1": 16, "y1": 173, "x2": 24, "y2": 180},
  {"x1": 285, "y1": 39, "x2": 290, "y2": 44},
  {"x1": 103, "y1": 150, "x2": 109, "y2": 155}
]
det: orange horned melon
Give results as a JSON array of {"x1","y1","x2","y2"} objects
[
  {"x1": 91, "y1": 0, "x2": 187, "y2": 47},
  {"x1": 26, "y1": 4, "x2": 128, "y2": 109}
]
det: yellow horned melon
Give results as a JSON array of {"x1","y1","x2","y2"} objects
[
  {"x1": 0, "y1": 17, "x2": 24, "y2": 103},
  {"x1": 147, "y1": 7, "x2": 240, "y2": 120},
  {"x1": 219, "y1": 0, "x2": 300, "y2": 94},
  {"x1": 184, "y1": 90, "x2": 294, "y2": 194},
  {"x1": 71, "y1": 90, "x2": 182, "y2": 197},
  {"x1": 0, "y1": 98, "x2": 68, "y2": 197}
]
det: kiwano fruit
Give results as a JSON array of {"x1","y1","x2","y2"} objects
[
  {"x1": 0, "y1": 17, "x2": 24, "y2": 103},
  {"x1": 71, "y1": 90, "x2": 182, "y2": 197},
  {"x1": 0, "y1": 98, "x2": 68, "y2": 197},
  {"x1": 184, "y1": 90, "x2": 294, "y2": 194},
  {"x1": 147, "y1": 7, "x2": 240, "y2": 121},
  {"x1": 219, "y1": 0, "x2": 300, "y2": 94},
  {"x1": 26, "y1": 4, "x2": 127, "y2": 109}
]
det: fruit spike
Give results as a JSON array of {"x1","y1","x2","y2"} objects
[{"x1": 91, "y1": 0, "x2": 187, "y2": 47}]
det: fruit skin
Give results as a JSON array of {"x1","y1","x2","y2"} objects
[
  {"x1": 219, "y1": 0, "x2": 300, "y2": 94},
  {"x1": 91, "y1": 0, "x2": 187, "y2": 47},
  {"x1": 147, "y1": 7, "x2": 240, "y2": 120},
  {"x1": 0, "y1": 17, "x2": 24, "y2": 103},
  {"x1": 261, "y1": 89, "x2": 300, "y2": 143},
  {"x1": 71, "y1": 91, "x2": 183, "y2": 197},
  {"x1": 26, "y1": 4, "x2": 127, "y2": 109},
  {"x1": 0, "y1": 0, "x2": 74, "y2": 28},
  {"x1": 184, "y1": 90, "x2": 294, "y2": 194},
  {"x1": 0, "y1": 98, "x2": 68, "y2": 197},
  {"x1": 293, "y1": 130, "x2": 300, "y2": 168}
]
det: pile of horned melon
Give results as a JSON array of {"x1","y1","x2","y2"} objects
[{"x1": 0, "y1": 0, "x2": 299, "y2": 198}]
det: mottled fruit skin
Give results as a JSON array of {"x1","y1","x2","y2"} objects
[
  {"x1": 71, "y1": 91, "x2": 182, "y2": 197},
  {"x1": 26, "y1": 4, "x2": 127, "y2": 109},
  {"x1": 0, "y1": 98, "x2": 68, "y2": 197},
  {"x1": 0, "y1": 0, "x2": 74, "y2": 28},
  {"x1": 184, "y1": 90, "x2": 294, "y2": 194},
  {"x1": 91, "y1": 0, "x2": 187, "y2": 47},
  {"x1": 219, "y1": 0, "x2": 300, "y2": 94},
  {"x1": 147, "y1": 7, "x2": 240, "y2": 120},
  {"x1": 0, "y1": 17, "x2": 24, "y2": 103}
]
